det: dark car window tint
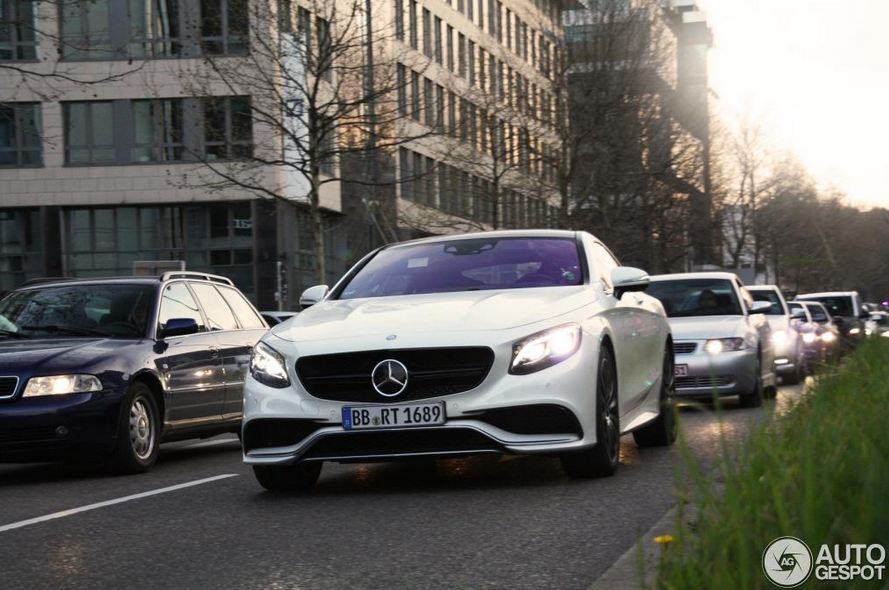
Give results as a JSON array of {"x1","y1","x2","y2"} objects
[
  {"x1": 646, "y1": 279, "x2": 743, "y2": 317},
  {"x1": 750, "y1": 290, "x2": 785, "y2": 315},
  {"x1": 339, "y1": 237, "x2": 583, "y2": 299},
  {"x1": 158, "y1": 283, "x2": 205, "y2": 332},
  {"x1": 0, "y1": 284, "x2": 155, "y2": 337},
  {"x1": 803, "y1": 296, "x2": 853, "y2": 317},
  {"x1": 191, "y1": 283, "x2": 239, "y2": 330},
  {"x1": 805, "y1": 303, "x2": 829, "y2": 322},
  {"x1": 219, "y1": 286, "x2": 265, "y2": 329}
]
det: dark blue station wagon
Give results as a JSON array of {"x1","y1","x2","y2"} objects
[{"x1": 0, "y1": 272, "x2": 267, "y2": 472}]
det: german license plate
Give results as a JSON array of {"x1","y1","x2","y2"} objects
[
  {"x1": 674, "y1": 364, "x2": 689, "y2": 377},
  {"x1": 342, "y1": 402, "x2": 446, "y2": 430}
]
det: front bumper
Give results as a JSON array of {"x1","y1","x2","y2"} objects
[
  {"x1": 672, "y1": 343, "x2": 757, "y2": 397},
  {"x1": 0, "y1": 391, "x2": 124, "y2": 462},
  {"x1": 242, "y1": 334, "x2": 604, "y2": 466}
]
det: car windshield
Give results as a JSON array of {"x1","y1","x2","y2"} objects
[
  {"x1": 805, "y1": 303, "x2": 829, "y2": 322},
  {"x1": 646, "y1": 278, "x2": 743, "y2": 317},
  {"x1": 0, "y1": 284, "x2": 156, "y2": 338},
  {"x1": 338, "y1": 237, "x2": 584, "y2": 299},
  {"x1": 750, "y1": 290, "x2": 785, "y2": 315},
  {"x1": 801, "y1": 296, "x2": 853, "y2": 317}
]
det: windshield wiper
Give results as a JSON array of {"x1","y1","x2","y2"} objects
[
  {"x1": 0, "y1": 329, "x2": 28, "y2": 339},
  {"x1": 20, "y1": 325, "x2": 107, "y2": 337}
]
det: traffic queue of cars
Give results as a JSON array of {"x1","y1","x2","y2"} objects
[{"x1": 0, "y1": 230, "x2": 876, "y2": 490}]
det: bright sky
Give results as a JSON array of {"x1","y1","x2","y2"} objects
[{"x1": 697, "y1": 0, "x2": 889, "y2": 209}]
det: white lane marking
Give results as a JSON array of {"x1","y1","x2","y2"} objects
[{"x1": 0, "y1": 473, "x2": 238, "y2": 534}]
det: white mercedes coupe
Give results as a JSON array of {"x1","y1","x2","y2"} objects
[{"x1": 242, "y1": 230, "x2": 676, "y2": 490}]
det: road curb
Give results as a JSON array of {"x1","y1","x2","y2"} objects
[{"x1": 588, "y1": 504, "x2": 679, "y2": 590}]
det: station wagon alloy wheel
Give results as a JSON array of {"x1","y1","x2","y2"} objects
[{"x1": 129, "y1": 398, "x2": 155, "y2": 460}]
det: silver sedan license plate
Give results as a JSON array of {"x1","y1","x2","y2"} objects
[
  {"x1": 342, "y1": 402, "x2": 446, "y2": 430},
  {"x1": 674, "y1": 364, "x2": 689, "y2": 377}
]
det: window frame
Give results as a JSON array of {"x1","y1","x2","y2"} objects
[{"x1": 0, "y1": 102, "x2": 42, "y2": 168}]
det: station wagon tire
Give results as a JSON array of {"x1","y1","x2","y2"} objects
[
  {"x1": 253, "y1": 462, "x2": 323, "y2": 492},
  {"x1": 561, "y1": 346, "x2": 619, "y2": 478},
  {"x1": 739, "y1": 355, "x2": 764, "y2": 408},
  {"x1": 633, "y1": 344, "x2": 678, "y2": 448},
  {"x1": 110, "y1": 382, "x2": 160, "y2": 474}
]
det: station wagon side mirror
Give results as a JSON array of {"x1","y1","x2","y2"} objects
[
  {"x1": 749, "y1": 301, "x2": 772, "y2": 314},
  {"x1": 299, "y1": 284, "x2": 329, "y2": 310},
  {"x1": 611, "y1": 267, "x2": 650, "y2": 299},
  {"x1": 160, "y1": 318, "x2": 200, "y2": 339}
]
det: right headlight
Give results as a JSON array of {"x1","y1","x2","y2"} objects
[
  {"x1": 250, "y1": 341, "x2": 290, "y2": 388},
  {"x1": 801, "y1": 332, "x2": 817, "y2": 344},
  {"x1": 703, "y1": 338, "x2": 746, "y2": 354},
  {"x1": 820, "y1": 331, "x2": 837, "y2": 343},
  {"x1": 510, "y1": 323, "x2": 582, "y2": 375}
]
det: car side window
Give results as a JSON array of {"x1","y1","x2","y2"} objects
[
  {"x1": 190, "y1": 283, "x2": 239, "y2": 331},
  {"x1": 590, "y1": 242, "x2": 619, "y2": 291},
  {"x1": 158, "y1": 283, "x2": 205, "y2": 332},
  {"x1": 218, "y1": 286, "x2": 266, "y2": 329}
]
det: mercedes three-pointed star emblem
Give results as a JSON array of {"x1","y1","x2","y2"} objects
[{"x1": 371, "y1": 359, "x2": 409, "y2": 397}]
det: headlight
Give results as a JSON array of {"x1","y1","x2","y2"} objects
[
  {"x1": 250, "y1": 341, "x2": 290, "y2": 388},
  {"x1": 821, "y1": 331, "x2": 836, "y2": 343},
  {"x1": 510, "y1": 323, "x2": 582, "y2": 375},
  {"x1": 849, "y1": 327, "x2": 861, "y2": 336},
  {"x1": 771, "y1": 330, "x2": 789, "y2": 346},
  {"x1": 23, "y1": 374, "x2": 102, "y2": 397},
  {"x1": 703, "y1": 338, "x2": 746, "y2": 354},
  {"x1": 802, "y1": 332, "x2": 817, "y2": 344}
]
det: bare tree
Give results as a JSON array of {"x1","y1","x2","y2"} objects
[{"x1": 180, "y1": 0, "x2": 435, "y2": 283}]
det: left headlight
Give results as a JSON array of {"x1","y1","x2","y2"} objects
[
  {"x1": 771, "y1": 330, "x2": 789, "y2": 346},
  {"x1": 510, "y1": 323, "x2": 582, "y2": 375},
  {"x1": 250, "y1": 341, "x2": 291, "y2": 388},
  {"x1": 23, "y1": 374, "x2": 102, "y2": 397}
]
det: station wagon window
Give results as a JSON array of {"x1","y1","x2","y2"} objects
[
  {"x1": 158, "y1": 282, "x2": 205, "y2": 332},
  {"x1": 218, "y1": 286, "x2": 265, "y2": 328},
  {"x1": 191, "y1": 282, "x2": 238, "y2": 330}
]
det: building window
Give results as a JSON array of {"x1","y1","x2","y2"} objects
[
  {"x1": 410, "y1": 70, "x2": 420, "y2": 120},
  {"x1": 64, "y1": 101, "x2": 116, "y2": 164},
  {"x1": 128, "y1": 0, "x2": 182, "y2": 57},
  {"x1": 0, "y1": 208, "x2": 42, "y2": 290},
  {"x1": 408, "y1": 0, "x2": 417, "y2": 49},
  {"x1": 132, "y1": 99, "x2": 184, "y2": 162},
  {"x1": 399, "y1": 147, "x2": 412, "y2": 200},
  {"x1": 202, "y1": 96, "x2": 253, "y2": 160},
  {"x1": 394, "y1": 0, "x2": 403, "y2": 41},
  {"x1": 468, "y1": 40, "x2": 475, "y2": 85},
  {"x1": 421, "y1": 8, "x2": 431, "y2": 57},
  {"x1": 457, "y1": 33, "x2": 466, "y2": 78},
  {"x1": 446, "y1": 24, "x2": 453, "y2": 71},
  {"x1": 424, "y1": 77, "x2": 434, "y2": 127},
  {"x1": 397, "y1": 63, "x2": 407, "y2": 116},
  {"x1": 0, "y1": 0, "x2": 37, "y2": 60},
  {"x1": 200, "y1": 0, "x2": 248, "y2": 55},
  {"x1": 433, "y1": 15, "x2": 442, "y2": 63},
  {"x1": 61, "y1": 0, "x2": 114, "y2": 59},
  {"x1": 0, "y1": 103, "x2": 41, "y2": 167}
]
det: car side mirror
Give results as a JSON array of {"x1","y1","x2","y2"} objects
[
  {"x1": 749, "y1": 301, "x2": 772, "y2": 314},
  {"x1": 299, "y1": 284, "x2": 329, "y2": 310},
  {"x1": 611, "y1": 266, "x2": 650, "y2": 299},
  {"x1": 790, "y1": 309, "x2": 807, "y2": 320},
  {"x1": 160, "y1": 317, "x2": 199, "y2": 338}
]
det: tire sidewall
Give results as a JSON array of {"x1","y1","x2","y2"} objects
[
  {"x1": 597, "y1": 346, "x2": 619, "y2": 469},
  {"x1": 116, "y1": 382, "x2": 160, "y2": 471}
]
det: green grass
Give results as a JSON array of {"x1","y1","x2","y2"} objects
[{"x1": 654, "y1": 339, "x2": 889, "y2": 590}]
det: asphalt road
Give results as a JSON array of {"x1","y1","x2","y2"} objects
[{"x1": 0, "y1": 383, "x2": 804, "y2": 590}]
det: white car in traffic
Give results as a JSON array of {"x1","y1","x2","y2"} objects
[{"x1": 242, "y1": 230, "x2": 677, "y2": 490}]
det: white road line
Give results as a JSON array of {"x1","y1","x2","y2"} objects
[{"x1": 0, "y1": 473, "x2": 238, "y2": 534}]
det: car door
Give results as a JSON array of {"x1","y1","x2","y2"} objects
[
  {"x1": 189, "y1": 282, "x2": 267, "y2": 419},
  {"x1": 155, "y1": 281, "x2": 226, "y2": 426}
]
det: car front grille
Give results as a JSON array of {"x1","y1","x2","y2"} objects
[
  {"x1": 296, "y1": 347, "x2": 495, "y2": 403},
  {"x1": 469, "y1": 404, "x2": 583, "y2": 437},
  {"x1": 301, "y1": 427, "x2": 503, "y2": 461},
  {"x1": 675, "y1": 375, "x2": 734, "y2": 388},
  {"x1": 242, "y1": 418, "x2": 326, "y2": 453},
  {"x1": 0, "y1": 376, "x2": 19, "y2": 399},
  {"x1": 673, "y1": 342, "x2": 697, "y2": 355}
]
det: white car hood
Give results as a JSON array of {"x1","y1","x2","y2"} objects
[
  {"x1": 668, "y1": 315, "x2": 744, "y2": 340},
  {"x1": 272, "y1": 286, "x2": 592, "y2": 343}
]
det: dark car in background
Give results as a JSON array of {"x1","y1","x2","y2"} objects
[
  {"x1": 0, "y1": 273, "x2": 267, "y2": 472},
  {"x1": 795, "y1": 291, "x2": 868, "y2": 351}
]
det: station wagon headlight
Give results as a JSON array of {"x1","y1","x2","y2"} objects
[
  {"x1": 703, "y1": 338, "x2": 746, "y2": 354},
  {"x1": 510, "y1": 323, "x2": 582, "y2": 375},
  {"x1": 23, "y1": 374, "x2": 103, "y2": 397},
  {"x1": 250, "y1": 341, "x2": 290, "y2": 388}
]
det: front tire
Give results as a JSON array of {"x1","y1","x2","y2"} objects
[
  {"x1": 739, "y1": 354, "x2": 764, "y2": 408},
  {"x1": 254, "y1": 462, "x2": 322, "y2": 491},
  {"x1": 562, "y1": 345, "x2": 620, "y2": 478},
  {"x1": 633, "y1": 343, "x2": 678, "y2": 448},
  {"x1": 110, "y1": 382, "x2": 160, "y2": 474}
]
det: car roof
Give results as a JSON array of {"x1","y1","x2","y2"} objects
[
  {"x1": 649, "y1": 271, "x2": 741, "y2": 282},
  {"x1": 387, "y1": 229, "x2": 582, "y2": 249},
  {"x1": 796, "y1": 291, "x2": 858, "y2": 298},
  {"x1": 746, "y1": 285, "x2": 779, "y2": 291}
]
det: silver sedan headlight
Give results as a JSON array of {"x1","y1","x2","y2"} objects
[
  {"x1": 23, "y1": 374, "x2": 103, "y2": 397},
  {"x1": 703, "y1": 338, "x2": 746, "y2": 354},
  {"x1": 510, "y1": 323, "x2": 582, "y2": 375}
]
